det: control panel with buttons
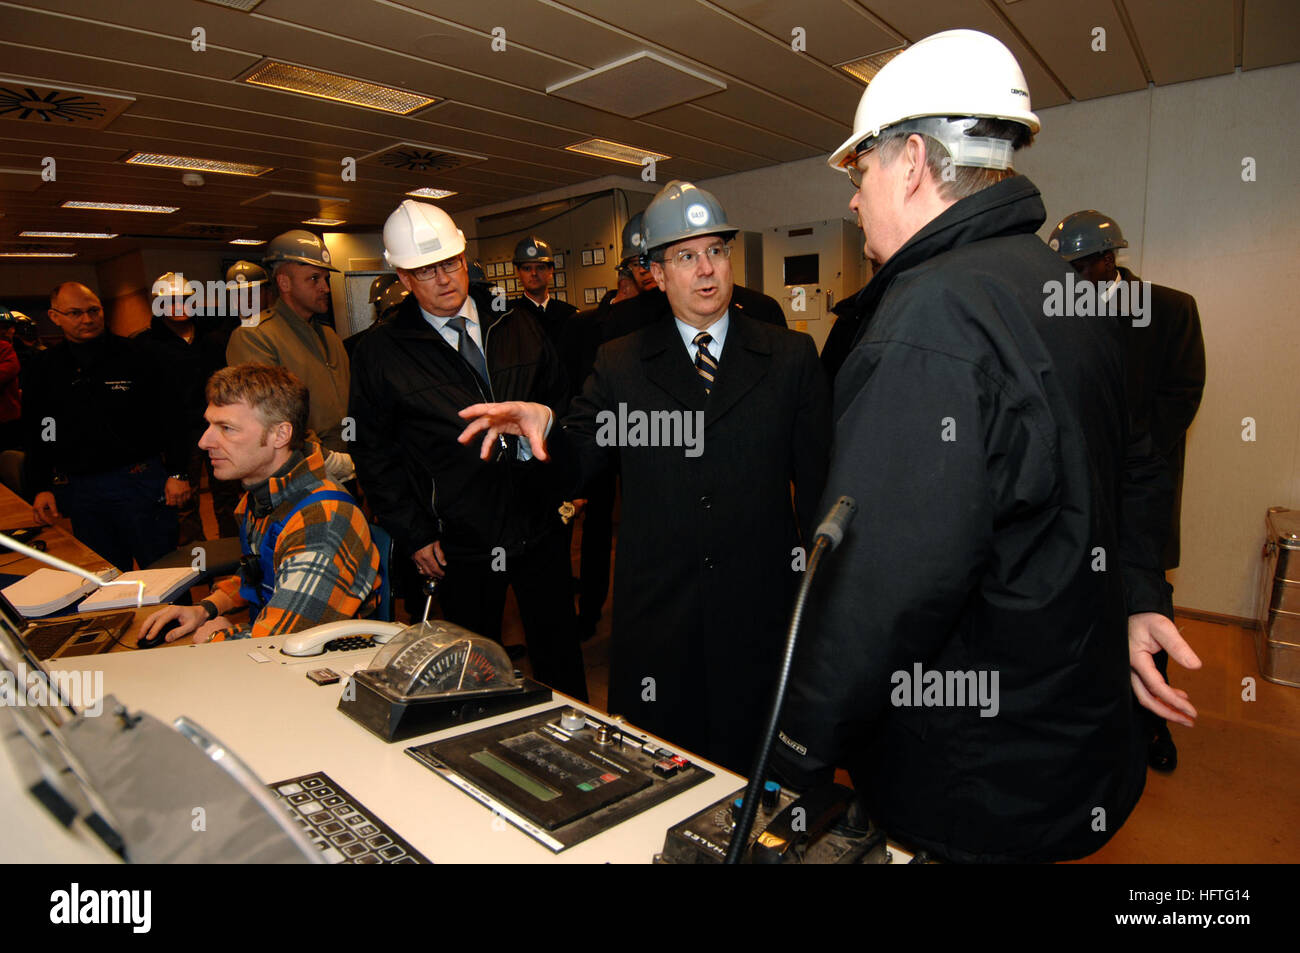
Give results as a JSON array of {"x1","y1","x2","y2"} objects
[{"x1": 406, "y1": 706, "x2": 713, "y2": 852}]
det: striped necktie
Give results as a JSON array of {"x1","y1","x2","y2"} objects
[
  {"x1": 447, "y1": 315, "x2": 489, "y2": 387},
  {"x1": 693, "y1": 331, "x2": 718, "y2": 395}
]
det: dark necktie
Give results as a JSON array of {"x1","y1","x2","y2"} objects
[
  {"x1": 693, "y1": 331, "x2": 718, "y2": 395},
  {"x1": 447, "y1": 315, "x2": 489, "y2": 388}
]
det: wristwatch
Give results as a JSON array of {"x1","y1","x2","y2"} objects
[
  {"x1": 167, "y1": 473, "x2": 190, "y2": 483},
  {"x1": 200, "y1": 598, "x2": 220, "y2": 621}
]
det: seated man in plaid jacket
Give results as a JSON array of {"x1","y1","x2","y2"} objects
[{"x1": 139, "y1": 364, "x2": 380, "y2": 644}]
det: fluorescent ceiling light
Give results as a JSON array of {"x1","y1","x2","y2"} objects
[
  {"x1": 0, "y1": 251, "x2": 77, "y2": 258},
  {"x1": 126, "y1": 152, "x2": 272, "y2": 176},
  {"x1": 836, "y1": 48, "x2": 905, "y2": 84},
  {"x1": 565, "y1": 138, "x2": 670, "y2": 166},
  {"x1": 21, "y1": 230, "x2": 117, "y2": 238},
  {"x1": 302, "y1": 218, "x2": 345, "y2": 226},
  {"x1": 229, "y1": 238, "x2": 266, "y2": 245},
  {"x1": 62, "y1": 201, "x2": 178, "y2": 213},
  {"x1": 405, "y1": 187, "x2": 458, "y2": 199},
  {"x1": 243, "y1": 61, "x2": 437, "y2": 114}
]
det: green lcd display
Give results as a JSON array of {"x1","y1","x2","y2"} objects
[{"x1": 471, "y1": 749, "x2": 560, "y2": 802}]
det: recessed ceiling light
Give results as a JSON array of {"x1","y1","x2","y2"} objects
[
  {"x1": 564, "y1": 138, "x2": 670, "y2": 166},
  {"x1": 0, "y1": 251, "x2": 77, "y2": 258},
  {"x1": 126, "y1": 152, "x2": 273, "y2": 176},
  {"x1": 302, "y1": 218, "x2": 345, "y2": 227},
  {"x1": 229, "y1": 238, "x2": 266, "y2": 245},
  {"x1": 405, "y1": 187, "x2": 458, "y2": 199},
  {"x1": 20, "y1": 230, "x2": 118, "y2": 239},
  {"x1": 243, "y1": 61, "x2": 437, "y2": 114},
  {"x1": 62, "y1": 201, "x2": 178, "y2": 213},
  {"x1": 836, "y1": 48, "x2": 905, "y2": 84}
]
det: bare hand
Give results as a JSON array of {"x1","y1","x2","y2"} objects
[
  {"x1": 164, "y1": 477, "x2": 191, "y2": 507},
  {"x1": 458, "y1": 401, "x2": 552, "y2": 461},
  {"x1": 412, "y1": 541, "x2": 447, "y2": 578},
  {"x1": 1128, "y1": 612, "x2": 1201, "y2": 727},
  {"x1": 192, "y1": 616, "x2": 234, "y2": 644},
  {"x1": 139, "y1": 603, "x2": 206, "y2": 643},
  {"x1": 33, "y1": 491, "x2": 60, "y2": 526}
]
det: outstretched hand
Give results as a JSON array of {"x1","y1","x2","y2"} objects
[
  {"x1": 1128, "y1": 612, "x2": 1201, "y2": 727},
  {"x1": 458, "y1": 401, "x2": 552, "y2": 461}
]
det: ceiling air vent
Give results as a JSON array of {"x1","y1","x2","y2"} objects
[
  {"x1": 0, "y1": 81, "x2": 134, "y2": 129},
  {"x1": 357, "y1": 143, "x2": 485, "y2": 174}
]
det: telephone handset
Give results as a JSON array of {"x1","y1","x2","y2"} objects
[{"x1": 279, "y1": 620, "x2": 406, "y2": 657}]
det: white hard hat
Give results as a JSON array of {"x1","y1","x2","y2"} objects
[
  {"x1": 828, "y1": 29, "x2": 1041, "y2": 175},
  {"x1": 383, "y1": 199, "x2": 466, "y2": 270},
  {"x1": 152, "y1": 271, "x2": 200, "y2": 299}
]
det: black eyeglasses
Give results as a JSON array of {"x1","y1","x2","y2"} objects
[
  {"x1": 51, "y1": 306, "x2": 104, "y2": 320},
  {"x1": 408, "y1": 258, "x2": 464, "y2": 281}
]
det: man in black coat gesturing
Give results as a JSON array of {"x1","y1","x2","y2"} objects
[
  {"x1": 459, "y1": 181, "x2": 830, "y2": 773},
  {"x1": 348, "y1": 200, "x2": 587, "y2": 701}
]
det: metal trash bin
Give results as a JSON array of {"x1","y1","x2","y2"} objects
[{"x1": 1257, "y1": 506, "x2": 1300, "y2": 687}]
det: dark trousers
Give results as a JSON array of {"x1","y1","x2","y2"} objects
[
  {"x1": 57, "y1": 459, "x2": 179, "y2": 572},
  {"x1": 577, "y1": 471, "x2": 616, "y2": 623},
  {"x1": 437, "y1": 528, "x2": 588, "y2": 702},
  {"x1": 176, "y1": 447, "x2": 206, "y2": 546}
]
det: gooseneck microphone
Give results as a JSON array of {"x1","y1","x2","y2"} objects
[{"x1": 724, "y1": 496, "x2": 857, "y2": 864}]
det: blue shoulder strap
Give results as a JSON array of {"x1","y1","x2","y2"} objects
[{"x1": 239, "y1": 488, "x2": 354, "y2": 610}]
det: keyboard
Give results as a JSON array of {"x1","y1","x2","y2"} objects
[{"x1": 269, "y1": 771, "x2": 428, "y2": 864}]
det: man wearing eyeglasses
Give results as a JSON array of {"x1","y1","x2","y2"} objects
[
  {"x1": 21, "y1": 282, "x2": 191, "y2": 571},
  {"x1": 769, "y1": 31, "x2": 1197, "y2": 863},
  {"x1": 348, "y1": 200, "x2": 587, "y2": 702},
  {"x1": 458, "y1": 181, "x2": 830, "y2": 773}
]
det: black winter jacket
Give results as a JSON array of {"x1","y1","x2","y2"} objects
[
  {"x1": 776, "y1": 176, "x2": 1170, "y2": 863},
  {"x1": 348, "y1": 288, "x2": 570, "y2": 561}
]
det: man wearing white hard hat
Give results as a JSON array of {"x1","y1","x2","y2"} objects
[
  {"x1": 348, "y1": 200, "x2": 587, "y2": 701},
  {"x1": 774, "y1": 30, "x2": 1198, "y2": 862}
]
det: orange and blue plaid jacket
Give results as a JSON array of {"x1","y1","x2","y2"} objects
[{"x1": 211, "y1": 447, "x2": 379, "y2": 640}]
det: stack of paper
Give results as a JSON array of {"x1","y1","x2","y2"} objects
[
  {"x1": 3, "y1": 569, "x2": 101, "y2": 617},
  {"x1": 77, "y1": 567, "x2": 200, "y2": 612}
]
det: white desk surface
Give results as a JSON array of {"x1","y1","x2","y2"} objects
[{"x1": 11, "y1": 635, "x2": 747, "y2": 864}]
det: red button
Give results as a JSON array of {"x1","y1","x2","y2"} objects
[
  {"x1": 671, "y1": 755, "x2": 689, "y2": 767},
  {"x1": 600, "y1": 773, "x2": 618, "y2": 783}
]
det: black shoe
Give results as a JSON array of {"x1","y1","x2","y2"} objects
[
  {"x1": 1147, "y1": 723, "x2": 1177, "y2": 772},
  {"x1": 505, "y1": 643, "x2": 527, "y2": 662}
]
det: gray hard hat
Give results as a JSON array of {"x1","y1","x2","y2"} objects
[
  {"x1": 377, "y1": 282, "x2": 409, "y2": 319},
  {"x1": 262, "y1": 229, "x2": 339, "y2": 272},
  {"x1": 620, "y1": 212, "x2": 646, "y2": 265},
  {"x1": 1047, "y1": 210, "x2": 1129, "y2": 262},
  {"x1": 512, "y1": 236, "x2": 554, "y2": 265},
  {"x1": 0, "y1": 307, "x2": 15, "y2": 325},
  {"x1": 226, "y1": 260, "x2": 268, "y2": 285},
  {"x1": 641, "y1": 180, "x2": 737, "y2": 257},
  {"x1": 369, "y1": 273, "x2": 400, "y2": 304}
]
